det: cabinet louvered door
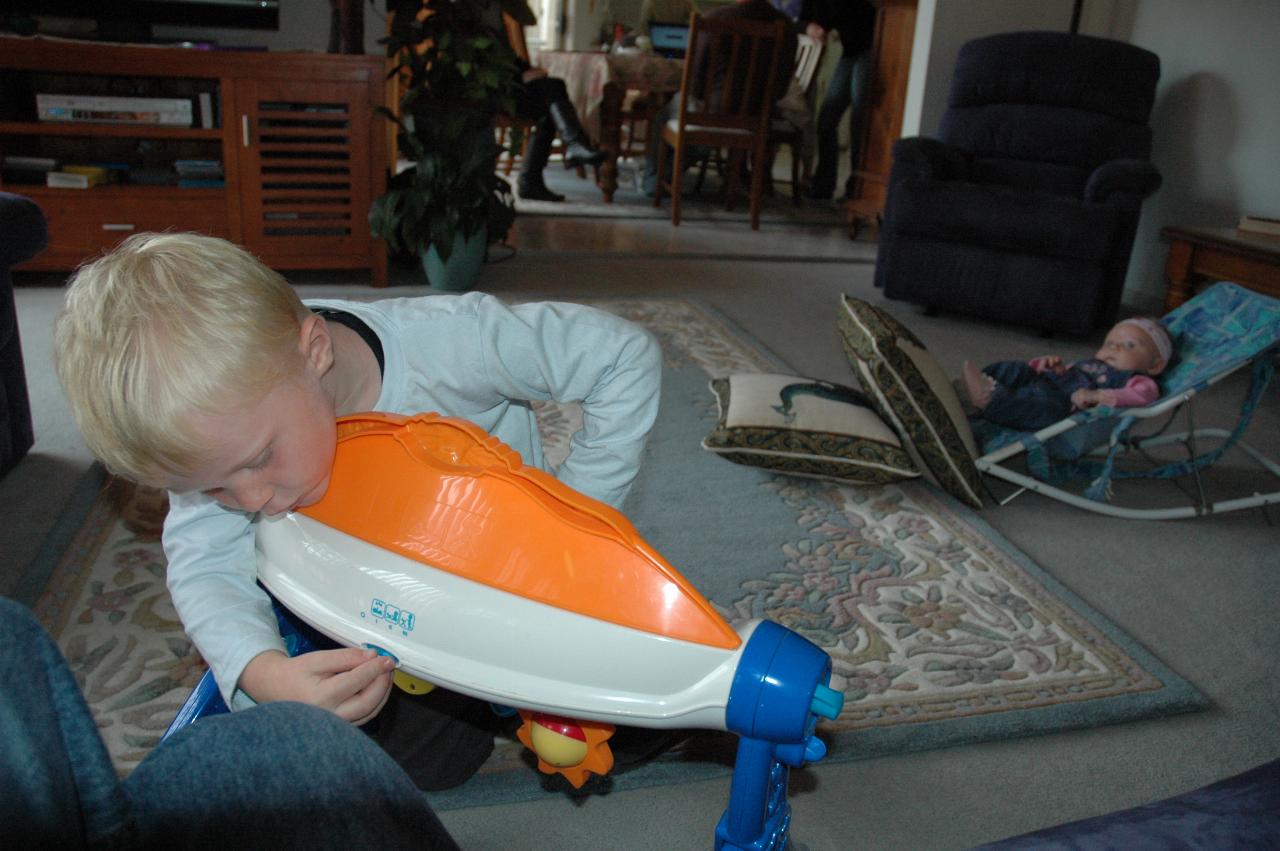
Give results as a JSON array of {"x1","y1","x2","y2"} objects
[{"x1": 234, "y1": 78, "x2": 376, "y2": 272}]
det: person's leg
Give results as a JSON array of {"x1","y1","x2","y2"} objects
[
  {"x1": 0, "y1": 597, "x2": 133, "y2": 847},
  {"x1": 841, "y1": 47, "x2": 874, "y2": 199},
  {"x1": 642, "y1": 95, "x2": 680, "y2": 196},
  {"x1": 128, "y1": 701, "x2": 460, "y2": 850},
  {"x1": 641, "y1": 95, "x2": 708, "y2": 198},
  {"x1": 517, "y1": 77, "x2": 605, "y2": 199},
  {"x1": 808, "y1": 49, "x2": 854, "y2": 200},
  {"x1": 983, "y1": 360, "x2": 1039, "y2": 389},
  {"x1": 518, "y1": 115, "x2": 565, "y2": 202},
  {"x1": 981, "y1": 376, "x2": 1073, "y2": 432},
  {"x1": 363, "y1": 685, "x2": 498, "y2": 792},
  {"x1": 515, "y1": 77, "x2": 564, "y2": 201},
  {"x1": 539, "y1": 77, "x2": 607, "y2": 168}
]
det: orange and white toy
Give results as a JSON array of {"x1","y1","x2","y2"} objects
[{"x1": 251, "y1": 412, "x2": 842, "y2": 849}]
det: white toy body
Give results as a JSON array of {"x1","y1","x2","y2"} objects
[{"x1": 257, "y1": 511, "x2": 758, "y2": 730}]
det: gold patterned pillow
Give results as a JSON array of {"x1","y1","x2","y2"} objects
[
  {"x1": 837, "y1": 296, "x2": 985, "y2": 508},
  {"x1": 701, "y1": 373, "x2": 919, "y2": 484}
]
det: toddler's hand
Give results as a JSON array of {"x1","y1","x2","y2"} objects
[
  {"x1": 1032, "y1": 355, "x2": 1067, "y2": 375},
  {"x1": 1071, "y1": 388, "x2": 1103, "y2": 409},
  {"x1": 240, "y1": 648, "x2": 396, "y2": 725}
]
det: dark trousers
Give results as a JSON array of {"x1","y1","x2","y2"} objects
[
  {"x1": 981, "y1": 360, "x2": 1076, "y2": 431},
  {"x1": 515, "y1": 76, "x2": 569, "y2": 183}
]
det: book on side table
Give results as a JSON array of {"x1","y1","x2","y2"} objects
[{"x1": 1238, "y1": 214, "x2": 1280, "y2": 237}]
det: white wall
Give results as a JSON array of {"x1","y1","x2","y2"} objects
[{"x1": 1087, "y1": 0, "x2": 1280, "y2": 309}]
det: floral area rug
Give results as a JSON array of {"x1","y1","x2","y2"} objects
[{"x1": 28, "y1": 298, "x2": 1205, "y2": 800}]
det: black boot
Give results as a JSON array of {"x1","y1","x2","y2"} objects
[
  {"x1": 548, "y1": 100, "x2": 607, "y2": 169},
  {"x1": 517, "y1": 116, "x2": 565, "y2": 202}
]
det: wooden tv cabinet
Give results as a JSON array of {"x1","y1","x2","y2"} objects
[{"x1": 1, "y1": 37, "x2": 388, "y2": 286}]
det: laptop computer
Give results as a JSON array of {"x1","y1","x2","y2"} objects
[{"x1": 649, "y1": 22, "x2": 690, "y2": 59}]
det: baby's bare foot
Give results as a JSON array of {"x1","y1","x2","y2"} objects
[{"x1": 962, "y1": 361, "x2": 995, "y2": 410}]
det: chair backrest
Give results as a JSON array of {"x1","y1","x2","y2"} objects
[
  {"x1": 677, "y1": 13, "x2": 788, "y2": 136},
  {"x1": 939, "y1": 31, "x2": 1160, "y2": 193},
  {"x1": 792, "y1": 33, "x2": 824, "y2": 95}
]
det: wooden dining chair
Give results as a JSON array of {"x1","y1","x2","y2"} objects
[
  {"x1": 652, "y1": 14, "x2": 787, "y2": 230},
  {"x1": 769, "y1": 33, "x2": 825, "y2": 203}
]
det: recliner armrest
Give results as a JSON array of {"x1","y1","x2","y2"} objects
[
  {"x1": 1083, "y1": 159, "x2": 1162, "y2": 206},
  {"x1": 890, "y1": 137, "x2": 969, "y2": 183}
]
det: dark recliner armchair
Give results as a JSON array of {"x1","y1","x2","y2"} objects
[
  {"x1": 875, "y1": 31, "x2": 1162, "y2": 335},
  {"x1": 1, "y1": 192, "x2": 47, "y2": 478}
]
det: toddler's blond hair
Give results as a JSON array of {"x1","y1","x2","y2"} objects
[{"x1": 54, "y1": 232, "x2": 311, "y2": 485}]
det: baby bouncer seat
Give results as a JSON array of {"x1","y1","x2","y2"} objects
[{"x1": 974, "y1": 282, "x2": 1280, "y2": 520}]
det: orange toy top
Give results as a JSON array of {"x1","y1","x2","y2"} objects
[{"x1": 299, "y1": 412, "x2": 740, "y2": 650}]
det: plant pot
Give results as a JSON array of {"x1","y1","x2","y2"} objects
[{"x1": 421, "y1": 227, "x2": 487, "y2": 292}]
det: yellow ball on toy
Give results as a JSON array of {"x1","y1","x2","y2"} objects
[{"x1": 529, "y1": 713, "x2": 589, "y2": 767}]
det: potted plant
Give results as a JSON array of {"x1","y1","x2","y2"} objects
[{"x1": 370, "y1": 0, "x2": 534, "y2": 290}]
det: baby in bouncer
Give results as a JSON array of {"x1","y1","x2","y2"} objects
[{"x1": 961, "y1": 317, "x2": 1175, "y2": 432}]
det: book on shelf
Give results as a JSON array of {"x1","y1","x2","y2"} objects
[
  {"x1": 46, "y1": 169, "x2": 105, "y2": 189},
  {"x1": 3, "y1": 155, "x2": 58, "y2": 171},
  {"x1": 2, "y1": 154, "x2": 59, "y2": 184},
  {"x1": 36, "y1": 93, "x2": 194, "y2": 127},
  {"x1": 1238, "y1": 214, "x2": 1280, "y2": 237},
  {"x1": 197, "y1": 92, "x2": 216, "y2": 129},
  {"x1": 173, "y1": 159, "x2": 224, "y2": 179}
]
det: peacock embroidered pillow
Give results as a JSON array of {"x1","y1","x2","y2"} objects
[
  {"x1": 701, "y1": 373, "x2": 919, "y2": 484},
  {"x1": 837, "y1": 295, "x2": 985, "y2": 508}
]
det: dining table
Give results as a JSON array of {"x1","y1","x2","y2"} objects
[{"x1": 532, "y1": 49, "x2": 685, "y2": 202}]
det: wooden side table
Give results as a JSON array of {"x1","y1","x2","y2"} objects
[{"x1": 1161, "y1": 225, "x2": 1280, "y2": 311}]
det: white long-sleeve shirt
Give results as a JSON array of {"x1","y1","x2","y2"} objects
[{"x1": 164, "y1": 293, "x2": 661, "y2": 708}]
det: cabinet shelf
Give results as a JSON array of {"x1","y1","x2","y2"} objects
[
  {"x1": 2, "y1": 36, "x2": 387, "y2": 286},
  {"x1": 0, "y1": 121, "x2": 223, "y2": 140}
]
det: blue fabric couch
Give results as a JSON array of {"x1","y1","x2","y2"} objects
[
  {"x1": 875, "y1": 32, "x2": 1162, "y2": 336},
  {"x1": 975, "y1": 758, "x2": 1280, "y2": 849}
]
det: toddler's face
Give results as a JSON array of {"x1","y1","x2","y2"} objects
[
  {"x1": 163, "y1": 375, "x2": 337, "y2": 515},
  {"x1": 1094, "y1": 323, "x2": 1166, "y2": 374}
]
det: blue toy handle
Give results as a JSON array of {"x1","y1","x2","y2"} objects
[{"x1": 716, "y1": 621, "x2": 844, "y2": 851}]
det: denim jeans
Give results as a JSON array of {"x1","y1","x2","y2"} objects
[
  {"x1": 0, "y1": 597, "x2": 458, "y2": 850},
  {"x1": 810, "y1": 44, "x2": 872, "y2": 197},
  {"x1": 981, "y1": 360, "x2": 1076, "y2": 431},
  {"x1": 642, "y1": 94, "x2": 711, "y2": 196}
]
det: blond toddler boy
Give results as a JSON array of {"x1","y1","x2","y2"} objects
[{"x1": 55, "y1": 232, "x2": 661, "y2": 788}]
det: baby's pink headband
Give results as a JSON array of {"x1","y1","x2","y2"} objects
[{"x1": 1117, "y1": 317, "x2": 1173, "y2": 363}]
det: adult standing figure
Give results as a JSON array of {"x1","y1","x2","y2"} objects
[
  {"x1": 801, "y1": 0, "x2": 877, "y2": 200},
  {"x1": 641, "y1": 0, "x2": 796, "y2": 196}
]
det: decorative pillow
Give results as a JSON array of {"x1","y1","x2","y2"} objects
[
  {"x1": 837, "y1": 296, "x2": 985, "y2": 508},
  {"x1": 701, "y1": 373, "x2": 919, "y2": 484}
]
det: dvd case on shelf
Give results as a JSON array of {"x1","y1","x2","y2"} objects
[{"x1": 36, "y1": 93, "x2": 194, "y2": 126}]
